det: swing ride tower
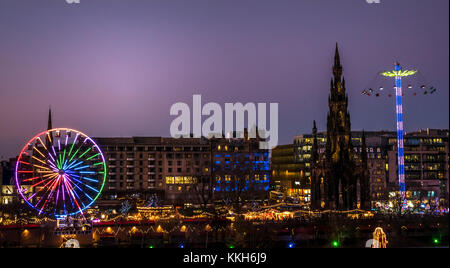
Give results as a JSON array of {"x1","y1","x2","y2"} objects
[{"x1": 380, "y1": 63, "x2": 417, "y2": 212}]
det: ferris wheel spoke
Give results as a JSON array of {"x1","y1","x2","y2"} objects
[
  {"x1": 80, "y1": 177, "x2": 99, "y2": 183},
  {"x1": 51, "y1": 145, "x2": 57, "y2": 158},
  {"x1": 66, "y1": 175, "x2": 99, "y2": 194},
  {"x1": 23, "y1": 176, "x2": 41, "y2": 182},
  {"x1": 84, "y1": 192, "x2": 94, "y2": 201},
  {"x1": 73, "y1": 165, "x2": 90, "y2": 171},
  {"x1": 46, "y1": 132, "x2": 52, "y2": 144},
  {"x1": 57, "y1": 153, "x2": 63, "y2": 169},
  {"x1": 32, "y1": 164, "x2": 51, "y2": 171},
  {"x1": 67, "y1": 182, "x2": 94, "y2": 207},
  {"x1": 29, "y1": 176, "x2": 58, "y2": 199},
  {"x1": 47, "y1": 159, "x2": 58, "y2": 170},
  {"x1": 33, "y1": 146, "x2": 46, "y2": 159},
  {"x1": 85, "y1": 153, "x2": 100, "y2": 161},
  {"x1": 68, "y1": 147, "x2": 81, "y2": 163},
  {"x1": 62, "y1": 178, "x2": 76, "y2": 209},
  {"x1": 36, "y1": 170, "x2": 54, "y2": 174},
  {"x1": 61, "y1": 159, "x2": 69, "y2": 170},
  {"x1": 61, "y1": 181, "x2": 66, "y2": 207},
  {"x1": 47, "y1": 150, "x2": 56, "y2": 164},
  {"x1": 36, "y1": 137, "x2": 48, "y2": 152},
  {"x1": 61, "y1": 148, "x2": 67, "y2": 168},
  {"x1": 38, "y1": 177, "x2": 60, "y2": 215},
  {"x1": 62, "y1": 176, "x2": 84, "y2": 215},
  {"x1": 69, "y1": 184, "x2": 87, "y2": 208},
  {"x1": 68, "y1": 137, "x2": 89, "y2": 163},
  {"x1": 77, "y1": 147, "x2": 92, "y2": 161},
  {"x1": 30, "y1": 175, "x2": 56, "y2": 188},
  {"x1": 34, "y1": 176, "x2": 60, "y2": 209},
  {"x1": 42, "y1": 172, "x2": 58, "y2": 178},
  {"x1": 66, "y1": 160, "x2": 84, "y2": 170},
  {"x1": 67, "y1": 133, "x2": 79, "y2": 157},
  {"x1": 79, "y1": 171, "x2": 96, "y2": 175},
  {"x1": 55, "y1": 177, "x2": 63, "y2": 208},
  {"x1": 64, "y1": 179, "x2": 84, "y2": 205}
]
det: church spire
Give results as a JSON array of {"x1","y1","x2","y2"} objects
[
  {"x1": 46, "y1": 106, "x2": 53, "y2": 148},
  {"x1": 48, "y1": 106, "x2": 52, "y2": 130},
  {"x1": 333, "y1": 42, "x2": 343, "y2": 81},
  {"x1": 334, "y1": 43, "x2": 341, "y2": 67}
]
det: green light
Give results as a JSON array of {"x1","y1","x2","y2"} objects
[
  {"x1": 433, "y1": 238, "x2": 439, "y2": 244},
  {"x1": 149, "y1": 245, "x2": 154, "y2": 248},
  {"x1": 228, "y1": 245, "x2": 235, "y2": 249},
  {"x1": 332, "y1": 241, "x2": 339, "y2": 247}
]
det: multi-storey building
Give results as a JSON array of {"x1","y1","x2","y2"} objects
[
  {"x1": 271, "y1": 144, "x2": 308, "y2": 202},
  {"x1": 386, "y1": 129, "x2": 449, "y2": 210},
  {"x1": 287, "y1": 129, "x2": 449, "y2": 210},
  {"x1": 0, "y1": 158, "x2": 34, "y2": 206},
  {"x1": 94, "y1": 137, "x2": 211, "y2": 204},
  {"x1": 293, "y1": 130, "x2": 394, "y2": 209},
  {"x1": 95, "y1": 133, "x2": 270, "y2": 205},
  {"x1": 210, "y1": 134, "x2": 270, "y2": 203}
]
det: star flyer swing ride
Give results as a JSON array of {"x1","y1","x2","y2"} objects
[
  {"x1": 362, "y1": 62, "x2": 438, "y2": 212},
  {"x1": 15, "y1": 128, "x2": 107, "y2": 219}
]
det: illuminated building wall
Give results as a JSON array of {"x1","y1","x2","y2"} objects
[
  {"x1": 271, "y1": 144, "x2": 308, "y2": 202},
  {"x1": 95, "y1": 137, "x2": 211, "y2": 204},
  {"x1": 294, "y1": 131, "x2": 395, "y2": 209},
  {"x1": 386, "y1": 129, "x2": 449, "y2": 209},
  {"x1": 95, "y1": 132, "x2": 271, "y2": 204},
  {"x1": 292, "y1": 129, "x2": 449, "y2": 209},
  {"x1": 211, "y1": 133, "x2": 270, "y2": 200}
]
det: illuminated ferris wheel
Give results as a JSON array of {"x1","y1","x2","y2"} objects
[{"x1": 15, "y1": 128, "x2": 107, "y2": 218}]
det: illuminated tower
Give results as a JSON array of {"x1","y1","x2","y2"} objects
[
  {"x1": 381, "y1": 63, "x2": 417, "y2": 212},
  {"x1": 325, "y1": 43, "x2": 356, "y2": 210}
]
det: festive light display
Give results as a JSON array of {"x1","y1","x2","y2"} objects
[
  {"x1": 380, "y1": 63, "x2": 417, "y2": 212},
  {"x1": 15, "y1": 128, "x2": 107, "y2": 218},
  {"x1": 372, "y1": 227, "x2": 388, "y2": 248}
]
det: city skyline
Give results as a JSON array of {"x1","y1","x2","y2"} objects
[
  {"x1": 1, "y1": 0, "x2": 449, "y2": 159},
  {"x1": 0, "y1": 0, "x2": 448, "y2": 250}
]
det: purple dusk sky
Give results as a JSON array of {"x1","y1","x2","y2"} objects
[{"x1": 0, "y1": 0, "x2": 448, "y2": 159}]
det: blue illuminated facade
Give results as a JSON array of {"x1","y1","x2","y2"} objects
[{"x1": 211, "y1": 136, "x2": 270, "y2": 200}]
